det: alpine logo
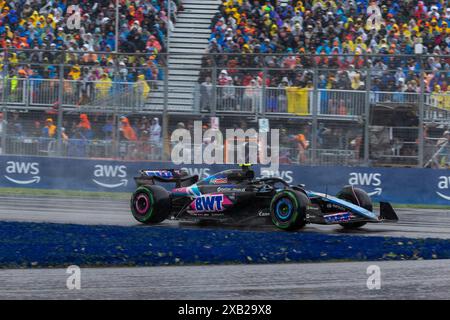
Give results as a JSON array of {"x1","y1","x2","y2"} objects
[
  {"x1": 349, "y1": 172, "x2": 383, "y2": 197},
  {"x1": 92, "y1": 165, "x2": 128, "y2": 189},
  {"x1": 4, "y1": 161, "x2": 40, "y2": 185}
]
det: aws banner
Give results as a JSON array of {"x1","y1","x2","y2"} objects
[{"x1": 0, "y1": 155, "x2": 449, "y2": 205}]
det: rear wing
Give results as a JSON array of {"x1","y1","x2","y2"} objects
[{"x1": 134, "y1": 169, "x2": 198, "y2": 188}]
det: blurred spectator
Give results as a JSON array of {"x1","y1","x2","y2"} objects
[
  {"x1": 243, "y1": 79, "x2": 260, "y2": 111},
  {"x1": 200, "y1": 76, "x2": 213, "y2": 111},
  {"x1": 135, "y1": 74, "x2": 150, "y2": 106},
  {"x1": 96, "y1": 73, "x2": 112, "y2": 99},
  {"x1": 120, "y1": 116, "x2": 137, "y2": 141},
  {"x1": 220, "y1": 78, "x2": 236, "y2": 110},
  {"x1": 295, "y1": 128, "x2": 309, "y2": 163},
  {"x1": 42, "y1": 118, "x2": 56, "y2": 138},
  {"x1": 149, "y1": 117, "x2": 161, "y2": 159},
  {"x1": 77, "y1": 114, "x2": 93, "y2": 139}
]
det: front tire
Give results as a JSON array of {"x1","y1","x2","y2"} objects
[
  {"x1": 131, "y1": 185, "x2": 171, "y2": 224},
  {"x1": 336, "y1": 186, "x2": 372, "y2": 229},
  {"x1": 270, "y1": 189, "x2": 309, "y2": 231}
]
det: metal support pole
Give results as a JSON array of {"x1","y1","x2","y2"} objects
[
  {"x1": 1, "y1": 57, "x2": 9, "y2": 155},
  {"x1": 311, "y1": 66, "x2": 319, "y2": 164},
  {"x1": 211, "y1": 62, "x2": 217, "y2": 116},
  {"x1": 115, "y1": 109, "x2": 121, "y2": 159},
  {"x1": 419, "y1": 60, "x2": 425, "y2": 168},
  {"x1": 161, "y1": 1, "x2": 172, "y2": 161},
  {"x1": 364, "y1": 60, "x2": 371, "y2": 166},
  {"x1": 261, "y1": 67, "x2": 267, "y2": 118},
  {"x1": 115, "y1": 0, "x2": 120, "y2": 53},
  {"x1": 56, "y1": 56, "x2": 65, "y2": 156},
  {"x1": 167, "y1": 0, "x2": 172, "y2": 52},
  {"x1": 162, "y1": 62, "x2": 169, "y2": 161}
]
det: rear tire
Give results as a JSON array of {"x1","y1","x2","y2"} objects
[
  {"x1": 131, "y1": 185, "x2": 171, "y2": 224},
  {"x1": 270, "y1": 189, "x2": 309, "y2": 231},
  {"x1": 336, "y1": 186, "x2": 372, "y2": 229}
]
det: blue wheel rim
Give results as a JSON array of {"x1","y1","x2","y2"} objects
[{"x1": 275, "y1": 197, "x2": 294, "y2": 221}]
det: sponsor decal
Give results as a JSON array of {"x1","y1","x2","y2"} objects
[
  {"x1": 216, "y1": 186, "x2": 246, "y2": 192},
  {"x1": 181, "y1": 167, "x2": 211, "y2": 179},
  {"x1": 189, "y1": 194, "x2": 232, "y2": 213},
  {"x1": 205, "y1": 174, "x2": 228, "y2": 185},
  {"x1": 436, "y1": 176, "x2": 450, "y2": 200},
  {"x1": 92, "y1": 179, "x2": 128, "y2": 188},
  {"x1": 326, "y1": 203, "x2": 347, "y2": 211},
  {"x1": 260, "y1": 169, "x2": 293, "y2": 184},
  {"x1": 349, "y1": 172, "x2": 383, "y2": 196},
  {"x1": 324, "y1": 212, "x2": 352, "y2": 223},
  {"x1": 143, "y1": 170, "x2": 174, "y2": 178},
  {"x1": 257, "y1": 210, "x2": 270, "y2": 217},
  {"x1": 172, "y1": 185, "x2": 202, "y2": 197},
  {"x1": 92, "y1": 165, "x2": 128, "y2": 189},
  {"x1": 4, "y1": 161, "x2": 40, "y2": 185},
  {"x1": 210, "y1": 178, "x2": 228, "y2": 184}
]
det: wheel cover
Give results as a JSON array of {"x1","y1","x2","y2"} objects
[
  {"x1": 275, "y1": 197, "x2": 294, "y2": 221},
  {"x1": 135, "y1": 193, "x2": 150, "y2": 215}
]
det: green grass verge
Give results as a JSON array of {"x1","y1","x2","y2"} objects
[{"x1": 0, "y1": 187, "x2": 130, "y2": 200}]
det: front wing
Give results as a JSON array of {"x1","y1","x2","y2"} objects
[{"x1": 306, "y1": 192, "x2": 399, "y2": 225}]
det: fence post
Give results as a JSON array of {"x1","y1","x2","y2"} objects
[
  {"x1": 211, "y1": 60, "x2": 217, "y2": 116},
  {"x1": 1, "y1": 57, "x2": 8, "y2": 155},
  {"x1": 418, "y1": 60, "x2": 425, "y2": 168},
  {"x1": 115, "y1": 112, "x2": 121, "y2": 159},
  {"x1": 261, "y1": 66, "x2": 267, "y2": 118},
  {"x1": 364, "y1": 58, "x2": 371, "y2": 166},
  {"x1": 162, "y1": 60, "x2": 169, "y2": 161},
  {"x1": 24, "y1": 77, "x2": 29, "y2": 108},
  {"x1": 311, "y1": 65, "x2": 319, "y2": 164},
  {"x1": 56, "y1": 54, "x2": 65, "y2": 157}
]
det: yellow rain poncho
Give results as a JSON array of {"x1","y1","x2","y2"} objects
[{"x1": 135, "y1": 74, "x2": 150, "y2": 99}]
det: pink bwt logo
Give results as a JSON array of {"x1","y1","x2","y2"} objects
[{"x1": 190, "y1": 194, "x2": 232, "y2": 212}]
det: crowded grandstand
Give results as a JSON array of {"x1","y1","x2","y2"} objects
[{"x1": 0, "y1": 0, "x2": 450, "y2": 167}]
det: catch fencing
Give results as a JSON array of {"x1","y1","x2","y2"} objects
[{"x1": 1, "y1": 50, "x2": 450, "y2": 168}]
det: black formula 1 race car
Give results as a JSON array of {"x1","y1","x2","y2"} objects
[{"x1": 130, "y1": 165, "x2": 398, "y2": 231}]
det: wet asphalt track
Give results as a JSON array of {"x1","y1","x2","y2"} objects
[
  {"x1": 1, "y1": 195, "x2": 450, "y2": 299},
  {"x1": 0, "y1": 196, "x2": 450, "y2": 239},
  {"x1": 1, "y1": 260, "x2": 449, "y2": 299}
]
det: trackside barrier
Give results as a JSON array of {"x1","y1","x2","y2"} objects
[{"x1": 0, "y1": 155, "x2": 449, "y2": 205}]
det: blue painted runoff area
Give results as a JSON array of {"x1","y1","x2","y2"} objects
[{"x1": 1, "y1": 222, "x2": 449, "y2": 268}]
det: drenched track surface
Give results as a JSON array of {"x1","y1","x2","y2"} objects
[
  {"x1": 0, "y1": 196, "x2": 450, "y2": 239},
  {"x1": 1, "y1": 260, "x2": 450, "y2": 299},
  {"x1": 1, "y1": 196, "x2": 450, "y2": 300}
]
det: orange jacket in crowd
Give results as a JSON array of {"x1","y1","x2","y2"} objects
[
  {"x1": 78, "y1": 114, "x2": 91, "y2": 130},
  {"x1": 121, "y1": 117, "x2": 137, "y2": 141}
]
